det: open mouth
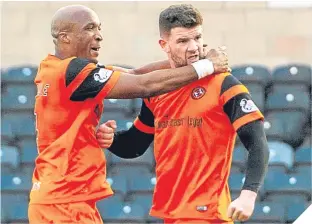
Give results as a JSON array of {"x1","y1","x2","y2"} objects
[{"x1": 91, "y1": 47, "x2": 100, "y2": 52}]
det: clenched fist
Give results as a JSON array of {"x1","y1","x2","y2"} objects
[
  {"x1": 96, "y1": 120, "x2": 117, "y2": 148},
  {"x1": 227, "y1": 190, "x2": 257, "y2": 222},
  {"x1": 202, "y1": 45, "x2": 231, "y2": 74}
]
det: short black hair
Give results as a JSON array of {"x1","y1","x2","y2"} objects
[{"x1": 159, "y1": 4, "x2": 203, "y2": 37}]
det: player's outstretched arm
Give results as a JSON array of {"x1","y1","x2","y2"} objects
[
  {"x1": 106, "y1": 47, "x2": 229, "y2": 99},
  {"x1": 108, "y1": 60, "x2": 171, "y2": 74}
]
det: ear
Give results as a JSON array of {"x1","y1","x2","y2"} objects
[
  {"x1": 59, "y1": 32, "x2": 70, "y2": 44},
  {"x1": 159, "y1": 39, "x2": 170, "y2": 53}
]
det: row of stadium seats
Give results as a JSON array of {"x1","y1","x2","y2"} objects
[
  {"x1": 1, "y1": 81, "x2": 311, "y2": 114},
  {"x1": 1, "y1": 156, "x2": 311, "y2": 197},
  {"x1": 1, "y1": 109, "x2": 310, "y2": 150},
  {"x1": 1, "y1": 134, "x2": 310, "y2": 171},
  {"x1": 2, "y1": 63, "x2": 311, "y2": 86},
  {"x1": 1, "y1": 190, "x2": 310, "y2": 223}
]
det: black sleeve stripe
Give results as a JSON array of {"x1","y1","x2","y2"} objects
[
  {"x1": 223, "y1": 92, "x2": 254, "y2": 123},
  {"x1": 65, "y1": 58, "x2": 93, "y2": 87},
  {"x1": 70, "y1": 68, "x2": 109, "y2": 101},
  {"x1": 138, "y1": 100, "x2": 154, "y2": 127},
  {"x1": 220, "y1": 75, "x2": 242, "y2": 96}
]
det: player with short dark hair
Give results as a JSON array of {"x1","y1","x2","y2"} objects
[
  {"x1": 99, "y1": 4, "x2": 270, "y2": 224},
  {"x1": 28, "y1": 4, "x2": 230, "y2": 224}
]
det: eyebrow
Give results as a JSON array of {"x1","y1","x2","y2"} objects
[{"x1": 84, "y1": 22, "x2": 101, "y2": 28}]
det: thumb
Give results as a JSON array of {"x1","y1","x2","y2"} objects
[
  {"x1": 105, "y1": 120, "x2": 117, "y2": 129},
  {"x1": 227, "y1": 203, "x2": 235, "y2": 218}
]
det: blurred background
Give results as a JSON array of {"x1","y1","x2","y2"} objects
[{"x1": 1, "y1": 1, "x2": 311, "y2": 224}]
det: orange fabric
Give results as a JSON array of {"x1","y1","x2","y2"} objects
[
  {"x1": 134, "y1": 117, "x2": 155, "y2": 134},
  {"x1": 164, "y1": 218, "x2": 234, "y2": 224},
  {"x1": 143, "y1": 73, "x2": 263, "y2": 220},
  {"x1": 232, "y1": 111, "x2": 264, "y2": 131},
  {"x1": 28, "y1": 200, "x2": 103, "y2": 224},
  {"x1": 30, "y1": 54, "x2": 120, "y2": 204},
  {"x1": 219, "y1": 85, "x2": 249, "y2": 105}
]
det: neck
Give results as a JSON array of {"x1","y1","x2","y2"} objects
[{"x1": 54, "y1": 47, "x2": 74, "y2": 60}]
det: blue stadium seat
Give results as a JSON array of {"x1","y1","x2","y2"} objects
[
  {"x1": 231, "y1": 65, "x2": 271, "y2": 86},
  {"x1": 111, "y1": 146, "x2": 155, "y2": 168},
  {"x1": 265, "y1": 84, "x2": 310, "y2": 112},
  {"x1": 128, "y1": 172, "x2": 156, "y2": 193},
  {"x1": 295, "y1": 148, "x2": 312, "y2": 165},
  {"x1": 100, "y1": 111, "x2": 133, "y2": 124},
  {"x1": 267, "y1": 141, "x2": 294, "y2": 168},
  {"x1": 230, "y1": 163, "x2": 242, "y2": 175},
  {"x1": 264, "y1": 111, "x2": 308, "y2": 147},
  {"x1": 103, "y1": 99, "x2": 134, "y2": 113},
  {"x1": 1, "y1": 172, "x2": 32, "y2": 191},
  {"x1": 0, "y1": 145, "x2": 19, "y2": 168},
  {"x1": 272, "y1": 64, "x2": 311, "y2": 86},
  {"x1": 2, "y1": 112, "x2": 36, "y2": 137},
  {"x1": 127, "y1": 192, "x2": 153, "y2": 215},
  {"x1": 1, "y1": 84, "x2": 36, "y2": 110},
  {"x1": 106, "y1": 174, "x2": 129, "y2": 195},
  {"x1": 246, "y1": 83, "x2": 265, "y2": 112},
  {"x1": 295, "y1": 164, "x2": 311, "y2": 176},
  {"x1": 265, "y1": 172, "x2": 311, "y2": 197},
  {"x1": 1, "y1": 116, "x2": 14, "y2": 140},
  {"x1": 232, "y1": 146, "x2": 247, "y2": 168},
  {"x1": 1, "y1": 65, "x2": 38, "y2": 82},
  {"x1": 20, "y1": 163, "x2": 35, "y2": 177},
  {"x1": 117, "y1": 203, "x2": 146, "y2": 220},
  {"x1": 1, "y1": 192, "x2": 29, "y2": 221},
  {"x1": 19, "y1": 138, "x2": 38, "y2": 164},
  {"x1": 228, "y1": 173, "x2": 245, "y2": 193},
  {"x1": 97, "y1": 193, "x2": 125, "y2": 220},
  {"x1": 286, "y1": 202, "x2": 309, "y2": 222},
  {"x1": 109, "y1": 164, "x2": 152, "y2": 179},
  {"x1": 249, "y1": 201, "x2": 285, "y2": 223},
  {"x1": 266, "y1": 193, "x2": 308, "y2": 206}
]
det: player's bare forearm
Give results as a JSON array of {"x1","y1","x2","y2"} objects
[
  {"x1": 132, "y1": 60, "x2": 171, "y2": 75},
  {"x1": 106, "y1": 65, "x2": 199, "y2": 99},
  {"x1": 107, "y1": 60, "x2": 170, "y2": 75}
]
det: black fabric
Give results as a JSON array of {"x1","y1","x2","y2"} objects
[
  {"x1": 70, "y1": 67, "x2": 110, "y2": 101},
  {"x1": 107, "y1": 125, "x2": 154, "y2": 158},
  {"x1": 138, "y1": 100, "x2": 155, "y2": 127},
  {"x1": 65, "y1": 58, "x2": 92, "y2": 87},
  {"x1": 237, "y1": 119, "x2": 269, "y2": 193},
  {"x1": 223, "y1": 92, "x2": 255, "y2": 124},
  {"x1": 220, "y1": 75, "x2": 242, "y2": 96}
]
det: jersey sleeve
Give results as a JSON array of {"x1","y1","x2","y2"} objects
[
  {"x1": 133, "y1": 99, "x2": 155, "y2": 134},
  {"x1": 219, "y1": 75, "x2": 264, "y2": 131},
  {"x1": 65, "y1": 58, "x2": 120, "y2": 102}
]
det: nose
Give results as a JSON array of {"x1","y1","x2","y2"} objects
[
  {"x1": 95, "y1": 30, "x2": 103, "y2": 42},
  {"x1": 188, "y1": 39, "x2": 199, "y2": 52}
]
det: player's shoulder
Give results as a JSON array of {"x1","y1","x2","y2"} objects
[
  {"x1": 219, "y1": 72, "x2": 246, "y2": 94},
  {"x1": 64, "y1": 57, "x2": 98, "y2": 86}
]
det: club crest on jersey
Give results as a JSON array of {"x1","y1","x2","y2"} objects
[
  {"x1": 94, "y1": 68, "x2": 113, "y2": 83},
  {"x1": 240, "y1": 98, "x2": 259, "y2": 113},
  {"x1": 191, "y1": 86, "x2": 206, "y2": 100},
  {"x1": 196, "y1": 205, "x2": 208, "y2": 212}
]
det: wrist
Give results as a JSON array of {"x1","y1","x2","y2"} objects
[
  {"x1": 240, "y1": 189, "x2": 257, "y2": 201},
  {"x1": 191, "y1": 59, "x2": 214, "y2": 79}
]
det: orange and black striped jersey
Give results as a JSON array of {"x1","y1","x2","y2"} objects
[
  {"x1": 133, "y1": 73, "x2": 264, "y2": 220},
  {"x1": 30, "y1": 54, "x2": 120, "y2": 204}
]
